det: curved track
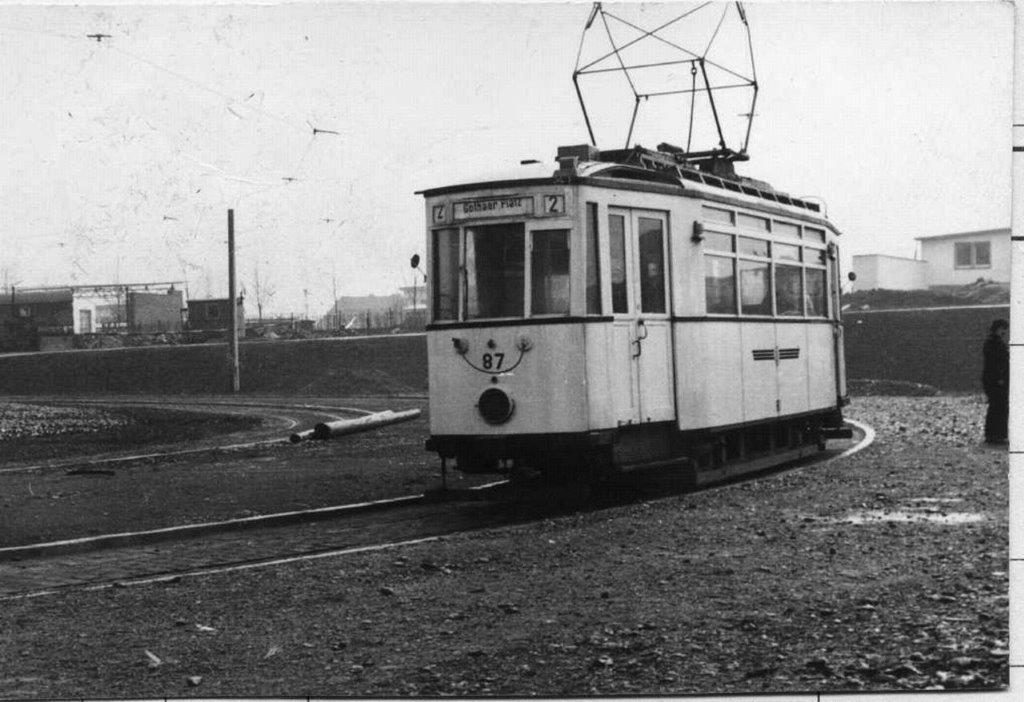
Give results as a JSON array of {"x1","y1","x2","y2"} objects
[
  {"x1": 0, "y1": 422, "x2": 872, "y2": 600},
  {"x1": 0, "y1": 395, "x2": 387, "y2": 475}
]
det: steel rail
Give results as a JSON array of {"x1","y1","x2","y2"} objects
[
  {"x1": 0, "y1": 397, "x2": 378, "y2": 475},
  {"x1": 0, "y1": 427, "x2": 870, "y2": 600}
]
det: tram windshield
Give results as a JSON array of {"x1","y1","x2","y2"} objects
[
  {"x1": 430, "y1": 221, "x2": 574, "y2": 321},
  {"x1": 465, "y1": 223, "x2": 525, "y2": 319}
]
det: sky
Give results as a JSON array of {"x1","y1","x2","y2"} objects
[{"x1": 0, "y1": 1, "x2": 1014, "y2": 317}]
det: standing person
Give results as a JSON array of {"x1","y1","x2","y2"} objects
[{"x1": 982, "y1": 319, "x2": 1009, "y2": 444}]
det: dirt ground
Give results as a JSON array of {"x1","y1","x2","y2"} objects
[
  {"x1": 0, "y1": 397, "x2": 472, "y2": 547},
  {"x1": 0, "y1": 394, "x2": 1009, "y2": 697}
]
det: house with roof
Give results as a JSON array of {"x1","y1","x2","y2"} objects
[{"x1": 851, "y1": 228, "x2": 1009, "y2": 291}]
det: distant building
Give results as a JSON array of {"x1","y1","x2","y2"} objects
[
  {"x1": 851, "y1": 228, "x2": 1009, "y2": 291},
  {"x1": 317, "y1": 294, "x2": 404, "y2": 331},
  {"x1": 185, "y1": 297, "x2": 245, "y2": 332},
  {"x1": 851, "y1": 255, "x2": 929, "y2": 291},
  {"x1": 915, "y1": 228, "x2": 1010, "y2": 288},
  {"x1": 0, "y1": 283, "x2": 184, "y2": 351}
]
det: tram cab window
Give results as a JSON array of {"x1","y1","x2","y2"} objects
[
  {"x1": 608, "y1": 214, "x2": 628, "y2": 313},
  {"x1": 531, "y1": 229, "x2": 570, "y2": 315},
  {"x1": 739, "y1": 260, "x2": 772, "y2": 316},
  {"x1": 432, "y1": 228, "x2": 460, "y2": 321},
  {"x1": 465, "y1": 223, "x2": 525, "y2": 319},
  {"x1": 638, "y1": 217, "x2": 666, "y2": 313}
]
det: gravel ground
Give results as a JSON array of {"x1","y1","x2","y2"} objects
[
  {"x1": 0, "y1": 394, "x2": 1008, "y2": 697},
  {"x1": 0, "y1": 403, "x2": 131, "y2": 441},
  {"x1": 0, "y1": 401, "x2": 261, "y2": 465}
]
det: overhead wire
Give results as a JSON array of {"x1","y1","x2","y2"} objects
[{"x1": 2, "y1": 17, "x2": 345, "y2": 280}]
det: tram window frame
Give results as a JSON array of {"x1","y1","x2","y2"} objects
[
  {"x1": 773, "y1": 221, "x2": 801, "y2": 239},
  {"x1": 585, "y1": 202, "x2": 602, "y2": 314},
  {"x1": 464, "y1": 222, "x2": 526, "y2": 320},
  {"x1": 431, "y1": 227, "x2": 461, "y2": 321},
  {"x1": 637, "y1": 216, "x2": 667, "y2": 314},
  {"x1": 700, "y1": 208, "x2": 836, "y2": 319},
  {"x1": 804, "y1": 226, "x2": 827, "y2": 243},
  {"x1": 703, "y1": 231, "x2": 734, "y2": 253},
  {"x1": 738, "y1": 236, "x2": 770, "y2": 258},
  {"x1": 608, "y1": 213, "x2": 629, "y2": 314},
  {"x1": 804, "y1": 266, "x2": 828, "y2": 317},
  {"x1": 701, "y1": 206, "x2": 734, "y2": 226},
  {"x1": 804, "y1": 246, "x2": 828, "y2": 265},
  {"x1": 737, "y1": 212, "x2": 770, "y2": 232},
  {"x1": 738, "y1": 259, "x2": 772, "y2": 316},
  {"x1": 530, "y1": 228, "x2": 571, "y2": 317},
  {"x1": 774, "y1": 262, "x2": 804, "y2": 316},
  {"x1": 704, "y1": 253, "x2": 737, "y2": 315}
]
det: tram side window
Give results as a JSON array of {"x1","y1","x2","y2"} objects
[
  {"x1": 737, "y1": 213, "x2": 770, "y2": 232},
  {"x1": 775, "y1": 264, "x2": 803, "y2": 316},
  {"x1": 608, "y1": 214, "x2": 628, "y2": 313},
  {"x1": 465, "y1": 223, "x2": 525, "y2": 319},
  {"x1": 531, "y1": 229, "x2": 570, "y2": 315},
  {"x1": 637, "y1": 217, "x2": 666, "y2": 314},
  {"x1": 585, "y1": 203, "x2": 602, "y2": 314},
  {"x1": 805, "y1": 226, "x2": 827, "y2": 243},
  {"x1": 805, "y1": 268, "x2": 828, "y2": 317},
  {"x1": 432, "y1": 228, "x2": 460, "y2": 321},
  {"x1": 704, "y1": 255, "x2": 736, "y2": 314},
  {"x1": 773, "y1": 221, "x2": 800, "y2": 239},
  {"x1": 739, "y1": 260, "x2": 772, "y2": 316}
]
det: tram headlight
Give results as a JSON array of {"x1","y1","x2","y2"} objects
[{"x1": 478, "y1": 388, "x2": 514, "y2": 425}]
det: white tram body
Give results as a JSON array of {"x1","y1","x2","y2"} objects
[{"x1": 421, "y1": 144, "x2": 848, "y2": 480}]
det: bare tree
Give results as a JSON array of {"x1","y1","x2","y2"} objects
[
  {"x1": 1, "y1": 266, "x2": 20, "y2": 300},
  {"x1": 251, "y1": 263, "x2": 276, "y2": 321}
]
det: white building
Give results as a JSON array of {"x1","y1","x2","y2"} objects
[
  {"x1": 851, "y1": 254, "x2": 929, "y2": 291},
  {"x1": 851, "y1": 228, "x2": 1009, "y2": 290}
]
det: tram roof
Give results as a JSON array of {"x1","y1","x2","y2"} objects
[{"x1": 419, "y1": 155, "x2": 839, "y2": 235}]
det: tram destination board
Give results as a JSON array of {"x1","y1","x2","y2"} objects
[{"x1": 453, "y1": 195, "x2": 534, "y2": 220}]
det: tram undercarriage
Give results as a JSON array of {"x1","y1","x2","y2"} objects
[{"x1": 428, "y1": 409, "x2": 851, "y2": 487}]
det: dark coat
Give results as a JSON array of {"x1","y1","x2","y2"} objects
[{"x1": 982, "y1": 334, "x2": 1009, "y2": 398}]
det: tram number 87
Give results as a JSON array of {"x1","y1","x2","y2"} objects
[{"x1": 482, "y1": 353, "x2": 504, "y2": 370}]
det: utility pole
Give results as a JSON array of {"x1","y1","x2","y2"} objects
[
  {"x1": 228, "y1": 209, "x2": 240, "y2": 393},
  {"x1": 332, "y1": 268, "x2": 339, "y2": 331}
]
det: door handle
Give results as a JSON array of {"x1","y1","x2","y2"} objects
[{"x1": 636, "y1": 318, "x2": 648, "y2": 341}]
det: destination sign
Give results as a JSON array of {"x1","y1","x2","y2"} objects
[{"x1": 453, "y1": 196, "x2": 534, "y2": 220}]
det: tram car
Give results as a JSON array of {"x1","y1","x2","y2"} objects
[{"x1": 420, "y1": 143, "x2": 849, "y2": 485}]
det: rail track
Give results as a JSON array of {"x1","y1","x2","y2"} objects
[
  {"x1": 0, "y1": 419, "x2": 871, "y2": 601},
  {"x1": 0, "y1": 395, "x2": 403, "y2": 475}
]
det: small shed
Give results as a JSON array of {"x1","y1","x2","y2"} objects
[{"x1": 186, "y1": 297, "x2": 245, "y2": 332}]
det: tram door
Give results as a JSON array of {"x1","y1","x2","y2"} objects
[{"x1": 607, "y1": 208, "x2": 676, "y2": 425}]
